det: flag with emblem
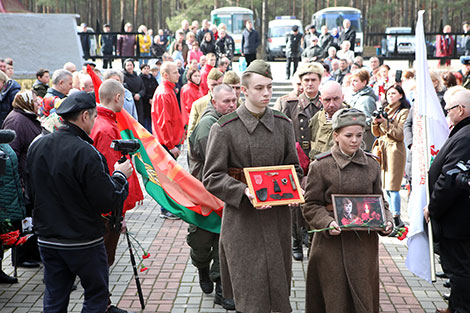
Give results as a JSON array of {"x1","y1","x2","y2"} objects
[
  {"x1": 405, "y1": 11, "x2": 450, "y2": 283},
  {"x1": 86, "y1": 66, "x2": 224, "y2": 234}
]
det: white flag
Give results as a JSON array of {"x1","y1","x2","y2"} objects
[{"x1": 405, "y1": 10, "x2": 449, "y2": 283}]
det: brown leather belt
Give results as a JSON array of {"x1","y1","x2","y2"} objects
[
  {"x1": 228, "y1": 168, "x2": 247, "y2": 184},
  {"x1": 301, "y1": 140, "x2": 310, "y2": 150}
]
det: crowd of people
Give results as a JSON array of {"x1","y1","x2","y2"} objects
[{"x1": 0, "y1": 15, "x2": 470, "y2": 313}]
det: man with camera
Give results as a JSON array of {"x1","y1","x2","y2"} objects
[
  {"x1": 26, "y1": 91, "x2": 133, "y2": 313},
  {"x1": 424, "y1": 87, "x2": 470, "y2": 313},
  {"x1": 90, "y1": 79, "x2": 144, "y2": 313}
]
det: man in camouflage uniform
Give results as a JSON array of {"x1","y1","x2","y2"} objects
[{"x1": 275, "y1": 62, "x2": 324, "y2": 260}]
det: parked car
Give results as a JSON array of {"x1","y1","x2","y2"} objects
[
  {"x1": 266, "y1": 17, "x2": 303, "y2": 60},
  {"x1": 381, "y1": 27, "x2": 415, "y2": 56}
]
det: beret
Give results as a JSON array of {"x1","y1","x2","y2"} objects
[
  {"x1": 332, "y1": 108, "x2": 367, "y2": 131},
  {"x1": 207, "y1": 68, "x2": 224, "y2": 80},
  {"x1": 296, "y1": 62, "x2": 324, "y2": 78},
  {"x1": 56, "y1": 91, "x2": 96, "y2": 115},
  {"x1": 244, "y1": 59, "x2": 272, "y2": 79}
]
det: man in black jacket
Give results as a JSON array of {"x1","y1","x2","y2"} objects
[
  {"x1": 100, "y1": 24, "x2": 115, "y2": 69},
  {"x1": 122, "y1": 58, "x2": 146, "y2": 123},
  {"x1": 26, "y1": 91, "x2": 132, "y2": 313},
  {"x1": 241, "y1": 20, "x2": 260, "y2": 67},
  {"x1": 339, "y1": 19, "x2": 356, "y2": 53},
  {"x1": 285, "y1": 25, "x2": 302, "y2": 80},
  {"x1": 425, "y1": 88, "x2": 470, "y2": 313}
]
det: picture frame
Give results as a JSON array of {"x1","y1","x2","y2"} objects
[
  {"x1": 243, "y1": 165, "x2": 304, "y2": 208},
  {"x1": 331, "y1": 194, "x2": 386, "y2": 231}
]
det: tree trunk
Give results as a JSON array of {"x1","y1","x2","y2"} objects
[
  {"x1": 121, "y1": 0, "x2": 125, "y2": 25},
  {"x1": 134, "y1": 0, "x2": 138, "y2": 28},
  {"x1": 261, "y1": 0, "x2": 268, "y2": 59},
  {"x1": 158, "y1": 0, "x2": 163, "y2": 30},
  {"x1": 107, "y1": 0, "x2": 111, "y2": 24}
]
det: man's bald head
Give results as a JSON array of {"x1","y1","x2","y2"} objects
[
  {"x1": 99, "y1": 79, "x2": 125, "y2": 112},
  {"x1": 320, "y1": 81, "x2": 344, "y2": 118}
]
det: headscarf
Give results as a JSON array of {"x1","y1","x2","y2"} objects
[{"x1": 12, "y1": 90, "x2": 37, "y2": 115}]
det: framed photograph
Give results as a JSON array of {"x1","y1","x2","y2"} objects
[
  {"x1": 332, "y1": 194, "x2": 386, "y2": 231},
  {"x1": 243, "y1": 165, "x2": 304, "y2": 208}
]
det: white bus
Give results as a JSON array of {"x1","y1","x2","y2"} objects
[
  {"x1": 211, "y1": 6, "x2": 254, "y2": 55},
  {"x1": 311, "y1": 6, "x2": 363, "y2": 54}
]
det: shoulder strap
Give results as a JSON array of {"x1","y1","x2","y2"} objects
[
  {"x1": 314, "y1": 150, "x2": 332, "y2": 161},
  {"x1": 217, "y1": 111, "x2": 239, "y2": 127}
]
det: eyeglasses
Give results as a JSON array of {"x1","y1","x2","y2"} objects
[{"x1": 445, "y1": 104, "x2": 461, "y2": 114}]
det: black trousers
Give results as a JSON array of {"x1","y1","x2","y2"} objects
[
  {"x1": 186, "y1": 224, "x2": 220, "y2": 282},
  {"x1": 244, "y1": 53, "x2": 257, "y2": 67},
  {"x1": 39, "y1": 244, "x2": 109, "y2": 313},
  {"x1": 440, "y1": 238, "x2": 470, "y2": 313},
  {"x1": 286, "y1": 57, "x2": 300, "y2": 79},
  {"x1": 103, "y1": 54, "x2": 113, "y2": 69}
]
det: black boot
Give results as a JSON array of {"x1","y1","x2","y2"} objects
[
  {"x1": 0, "y1": 270, "x2": 18, "y2": 284},
  {"x1": 198, "y1": 267, "x2": 213, "y2": 294},
  {"x1": 394, "y1": 215, "x2": 405, "y2": 228},
  {"x1": 292, "y1": 239, "x2": 303, "y2": 261},
  {"x1": 214, "y1": 280, "x2": 236, "y2": 310}
]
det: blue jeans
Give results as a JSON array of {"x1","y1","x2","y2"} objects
[
  {"x1": 39, "y1": 243, "x2": 109, "y2": 313},
  {"x1": 139, "y1": 52, "x2": 150, "y2": 66},
  {"x1": 385, "y1": 190, "x2": 401, "y2": 216}
]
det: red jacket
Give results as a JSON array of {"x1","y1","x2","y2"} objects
[
  {"x1": 199, "y1": 63, "x2": 213, "y2": 96},
  {"x1": 90, "y1": 106, "x2": 144, "y2": 214},
  {"x1": 180, "y1": 81, "x2": 202, "y2": 125},
  {"x1": 435, "y1": 34, "x2": 454, "y2": 57},
  {"x1": 151, "y1": 80, "x2": 185, "y2": 149}
]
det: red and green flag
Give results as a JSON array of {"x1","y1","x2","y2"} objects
[{"x1": 87, "y1": 66, "x2": 224, "y2": 234}]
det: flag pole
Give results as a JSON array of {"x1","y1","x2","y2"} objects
[{"x1": 418, "y1": 10, "x2": 436, "y2": 283}]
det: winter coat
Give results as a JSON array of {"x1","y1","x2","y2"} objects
[
  {"x1": 139, "y1": 73, "x2": 158, "y2": 119},
  {"x1": 241, "y1": 28, "x2": 260, "y2": 55},
  {"x1": 435, "y1": 34, "x2": 454, "y2": 57},
  {"x1": 348, "y1": 86, "x2": 378, "y2": 151},
  {"x1": 117, "y1": 34, "x2": 136, "y2": 56},
  {"x1": 2, "y1": 108, "x2": 41, "y2": 183},
  {"x1": 150, "y1": 43, "x2": 166, "y2": 58},
  {"x1": 151, "y1": 80, "x2": 184, "y2": 150},
  {"x1": 201, "y1": 39, "x2": 216, "y2": 55},
  {"x1": 0, "y1": 79, "x2": 21, "y2": 126},
  {"x1": 203, "y1": 104, "x2": 302, "y2": 313},
  {"x1": 0, "y1": 144, "x2": 26, "y2": 222},
  {"x1": 302, "y1": 144, "x2": 392, "y2": 313},
  {"x1": 340, "y1": 28, "x2": 356, "y2": 49},
  {"x1": 371, "y1": 102, "x2": 409, "y2": 190},
  {"x1": 100, "y1": 33, "x2": 115, "y2": 55},
  {"x1": 180, "y1": 81, "x2": 202, "y2": 126},
  {"x1": 428, "y1": 116, "x2": 470, "y2": 241},
  {"x1": 215, "y1": 34, "x2": 235, "y2": 60},
  {"x1": 137, "y1": 34, "x2": 151, "y2": 53},
  {"x1": 199, "y1": 63, "x2": 213, "y2": 96},
  {"x1": 123, "y1": 70, "x2": 145, "y2": 122},
  {"x1": 319, "y1": 33, "x2": 333, "y2": 53},
  {"x1": 90, "y1": 106, "x2": 144, "y2": 214},
  {"x1": 285, "y1": 32, "x2": 303, "y2": 58},
  {"x1": 32, "y1": 80, "x2": 49, "y2": 98},
  {"x1": 301, "y1": 45, "x2": 324, "y2": 62}
]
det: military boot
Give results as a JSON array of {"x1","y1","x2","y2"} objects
[
  {"x1": 394, "y1": 215, "x2": 405, "y2": 228},
  {"x1": 214, "y1": 279, "x2": 236, "y2": 310},
  {"x1": 292, "y1": 239, "x2": 303, "y2": 261},
  {"x1": 198, "y1": 267, "x2": 213, "y2": 294}
]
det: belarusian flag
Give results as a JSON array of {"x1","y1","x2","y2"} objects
[{"x1": 86, "y1": 66, "x2": 224, "y2": 234}]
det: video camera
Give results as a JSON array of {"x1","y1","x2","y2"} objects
[
  {"x1": 372, "y1": 108, "x2": 389, "y2": 120},
  {"x1": 108, "y1": 139, "x2": 140, "y2": 232},
  {"x1": 110, "y1": 139, "x2": 140, "y2": 163},
  {"x1": 445, "y1": 160, "x2": 470, "y2": 190}
]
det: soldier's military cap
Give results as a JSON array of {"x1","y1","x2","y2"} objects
[
  {"x1": 296, "y1": 62, "x2": 324, "y2": 78},
  {"x1": 56, "y1": 91, "x2": 96, "y2": 116},
  {"x1": 223, "y1": 70, "x2": 240, "y2": 84},
  {"x1": 207, "y1": 68, "x2": 224, "y2": 80},
  {"x1": 244, "y1": 60, "x2": 272, "y2": 79},
  {"x1": 332, "y1": 108, "x2": 367, "y2": 131}
]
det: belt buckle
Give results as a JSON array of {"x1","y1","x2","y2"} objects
[{"x1": 301, "y1": 141, "x2": 310, "y2": 150}]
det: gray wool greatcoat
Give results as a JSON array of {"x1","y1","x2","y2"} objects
[
  {"x1": 203, "y1": 103, "x2": 302, "y2": 313},
  {"x1": 302, "y1": 144, "x2": 393, "y2": 313}
]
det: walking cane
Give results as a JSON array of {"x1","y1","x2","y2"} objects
[{"x1": 125, "y1": 229, "x2": 145, "y2": 309}]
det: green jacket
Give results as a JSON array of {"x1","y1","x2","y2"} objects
[
  {"x1": 188, "y1": 105, "x2": 221, "y2": 181},
  {"x1": 0, "y1": 144, "x2": 26, "y2": 223}
]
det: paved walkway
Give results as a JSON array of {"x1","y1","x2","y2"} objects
[{"x1": 0, "y1": 147, "x2": 449, "y2": 313}]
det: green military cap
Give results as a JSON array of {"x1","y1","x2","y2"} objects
[
  {"x1": 207, "y1": 68, "x2": 224, "y2": 80},
  {"x1": 223, "y1": 70, "x2": 240, "y2": 84},
  {"x1": 332, "y1": 108, "x2": 367, "y2": 131},
  {"x1": 296, "y1": 62, "x2": 324, "y2": 78},
  {"x1": 244, "y1": 59, "x2": 272, "y2": 79},
  {"x1": 56, "y1": 91, "x2": 96, "y2": 116}
]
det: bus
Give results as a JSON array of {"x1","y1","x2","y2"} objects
[
  {"x1": 311, "y1": 7, "x2": 363, "y2": 54},
  {"x1": 211, "y1": 6, "x2": 254, "y2": 55}
]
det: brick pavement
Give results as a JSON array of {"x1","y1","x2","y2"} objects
[{"x1": 0, "y1": 150, "x2": 450, "y2": 313}]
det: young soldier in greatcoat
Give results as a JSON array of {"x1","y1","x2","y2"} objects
[{"x1": 203, "y1": 60, "x2": 302, "y2": 313}]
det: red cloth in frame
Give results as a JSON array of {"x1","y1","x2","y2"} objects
[
  {"x1": 180, "y1": 80, "x2": 202, "y2": 126},
  {"x1": 247, "y1": 169, "x2": 301, "y2": 203},
  {"x1": 90, "y1": 106, "x2": 144, "y2": 214},
  {"x1": 151, "y1": 80, "x2": 185, "y2": 149},
  {"x1": 199, "y1": 63, "x2": 213, "y2": 96}
]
